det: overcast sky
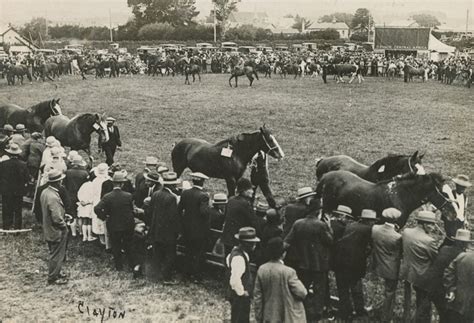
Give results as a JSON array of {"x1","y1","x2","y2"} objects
[{"x1": 1, "y1": 0, "x2": 472, "y2": 27}]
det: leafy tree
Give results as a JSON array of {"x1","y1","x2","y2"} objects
[
  {"x1": 351, "y1": 8, "x2": 371, "y2": 31},
  {"x1": 350, "y1": 30, "x2": 368, "y2": 41},
  {"x1": 20, "y1": 17, "x2": 49, "y2": 44},
  {"x1": 137, "y1": 23, "x2": 175, "y2": 40},
  {"x1": 309, "y1": 28, "x2": 340, "y2": 40},
  {"x1": 213, "y1": 0, "x2": 240, "y2": 40},
  {"x1": 225, "y1": 24, "x2": 257, "y2": 40},
  {"x1": 410, "y1": 14, "x2": 441, "y2": 28},
  {"x1": 292, "y1": 15, "x2": 312, "y2": 32},
  {"x1": 319, "y1": 12, "x2": 353, "y2": 27},
  {"x1": 127, "y1": 0, "x2": 199, "y2": 27},
  {"x1": 116, "y1": 19, "x2": 140, "y2": 41}
]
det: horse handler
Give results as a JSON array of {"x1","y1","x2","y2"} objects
[{"x1": 101, "y1": 117, "x2": 121, "y2": 166}]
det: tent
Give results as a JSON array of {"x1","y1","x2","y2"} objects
[{"x1": 428, "y1": 33, "x2": 455, "y2": 61}]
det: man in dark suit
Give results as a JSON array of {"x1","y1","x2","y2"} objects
[
  {"x1": 147, "y1": 171, "x2": 182, "y2": 284},
  {"x1": 250, "y1": 151, "x2": 276, "y2": 208},
  {"x1": 284, "y1": 198, "x2": 333, "y2": 321},
  {"x1": 20, "y1": 132, "x2": 45, "y2": 180},
  {"x1": 64, "y1": 155, "x2": 89, "y2": 237},
  {"x1": 101, "y1": 164, "x2": 134, "y2": 198},
  {"x1": 334, "y1": 209, "x2": 377, "y2": 321},
  {"x1": 133, "y1": 157, "x2": 160, "y2": 208},
  {"x1": 0, "y1": 143, "x2": 29, "y2": 230},
  {"x1": 178, "y1": 172, "x2": 210, "y2": 281},
  {"x1": 94, "y1": 171, "x2": 135, "y2": 272},
  {"x1": 222, "y1": 178, "x2": 263, "y2": 256},
  {"x1": 101, "y1": 117, "x2": 121, "y2": 166}
]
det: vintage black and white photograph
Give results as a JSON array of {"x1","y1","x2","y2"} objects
[{"x1": 0, "y1": 0, "x2": 473, "y2": 321}]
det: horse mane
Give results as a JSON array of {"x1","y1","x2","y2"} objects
[
  {"x1": 73, "y1": 113, "x2": 96, "y2": 123},
  {"x1": 385, "y1": 172, "x2": 444, "y2": 187},
  {"x1": 28, "y1": 100, "x2": 51, "y2": 112},
  {"x1": 216, "y1": 131, "x2": 260, "y2": 147},
  {"x1": 370, "y1": 154, "x2": 409, "y2": 169}
]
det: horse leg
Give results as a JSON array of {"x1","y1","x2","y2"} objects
[
  {"x1": 192, "y1": 74, "x2": 195, "y2": 83},
  {"x1": 197, "y1": 72, "x2": 201, "y2": 83},
  {"x1": 229, "y1": 75, "x2": 234, "y2": 87},
  {"x1": 225, "y1": 178, "x2": 237, "y2": 197},
  {"x1": 248, "y1": 75, "x2": 253, "y2": 87}
]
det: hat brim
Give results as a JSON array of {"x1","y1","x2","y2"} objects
[
  {"x1": 333, "y1": 210, "x2": 352, "y2": 217},
  {"x1": 361, "y1": 216, "x2": 377, "y2": 220},
  {"x1": 453, "y1": 237, "x2": 473, "y2": 242},
  {"x1": 163, "y1": 179, "x2": 181, "y2": 185},
  {"x1": 453, "y1": 179, "x2": 472, "y2": 187},
  {"x1": 72, "y1": 160, "x2": 87, "y2": 167},
  {"x1": 414, "y1": 217, "x2": 437, "y2": 224},
  {"x1": 296, "y1": 192, "x2": 316, "y2": 200},
  {"x1": 212, "y1": 200, "x2": 227, "y2": 204},
  {"x1": 5, "y1": 149, "x2": 22, "y2": 155},
  {"x1": 144, "y1": 174, "x2": 161, "y2": 183},
  {"x1": 234, "y1": 233, "x2": 260, "y2": 242},
  {"x1": 48, "y1": 174, "x2": 66, "y2": 182}
]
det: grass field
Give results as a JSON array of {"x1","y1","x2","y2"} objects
[{"x1": 0, "y1": 73, "x2": 472, "y2": 322}]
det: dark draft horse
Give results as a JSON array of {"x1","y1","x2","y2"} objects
[
  {"x1": 44, "y1": 113, "x2": 110, "y2": 156},
  {"x1": 315, "y1": 151, "x2": 424, "y2": 183},
  {"x1": 0, "y1": 98, "x2": 62, "y2": 132},
  {"x1": 316, "y1": 171, "x2": 456, "y2": 227},
  {"x1": 404, "y1": 65, "x2": 428, "y2": 82},
  {"x1": 5, "y1": 64, "x2": 32, "y2": 85},
  {"x1": 184, "y1": 64, "x2": 201, "y2": 85},
  {"x1": 171, "y1": 125, "x2": 285, "y2": 196},
  {"x1": 229, "y1": 57, "x2": 259, "y2": 87}
]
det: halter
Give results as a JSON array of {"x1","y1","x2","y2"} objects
[
  {"x1": 49, "y1": 100, "x2": 60, "y2": 116},
  {"x1": 422, "y1": 185, "x2": 455, "y2": 211},
  {"x1": 261, "y1": 133, "x2": 279, "y2": 154}
]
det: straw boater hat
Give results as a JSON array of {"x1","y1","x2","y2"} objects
[
  {"x1": 382, "y1": 208, "x2": 402, "y2": 220},
  {"x1": 144, "y1": 171, "x2": 161, "y2": 183},
  {"x1": 453, "y1": 229, "x2": 473, "y2": 242},
  {"x1": 333, "y1": 205, "x2": 353, "y2": 217},
  {"x1": 47, "y1": 169, "x2": 66, "y2": 183},
  {"x1": 452, "y1": 174, "x2": 472, "y2": 188},
  {"x1": 15, "y1": 124, "x2": 26, "y2": 132},
  {"x1": 415, "y1": 210, "x2": 437, "y2": 223},
  {"x1": 234, "y1": 227, "x2": 260, "y2": 242},
  {"x1": 112, "y1": 171, "x2": 128, "y2": 183},
  {"x1": 106, "y1": 117, "x2": 116, "y2": 123},
  {"x1": 5, "y1": 143, "x2": 22, "y2": 155},
  {"x1": 45, "y1": 136, "x2": 57, "y2": 147},
  {"x1": 190, "y1": 172, "x2": 209, "y2": 180},
  {"x1": 361, "y1": 209, "x2": 377, "y2": 220},
  {"x1": 94, "y1": 163, "x2": 109, "y2": 177},
  {"x1": 3, "y1": 124, "x2": 14, "y2": 132},
  {"x1": 161, "y1": 172, "x2": 181, "y2": 185},
  {"x1": 212, "y1": 193, "x2": 228, "y2": 205},
  {"x1": 157, "y1": 165, "x2": 169, "y2": 174},
  {"x1": 296, "y1": 187, "x2": 317, "y2": 200},
  {"x1": 144, "y1": 156, "x2": 159, "y2": 166}
]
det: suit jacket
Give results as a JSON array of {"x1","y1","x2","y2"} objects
[
  {"x1": 178, "y1": 187, "x2": 210, "y2": 240},
  {"x1": 94, "y1": 188, "x2": 135, "y2": 232},
  {"x1": 285, "y1": 214, "x2": 333, "y2": 272},
  {"x1": 254, "y1": 260, "x2": 307, "y2": 323},
  {"x1": 40, "y1": 186, "x2": 67, "y2": 242},
  {"x1": 283, "y1": 202, "x2": 307, "y2": 237},
  {"x1": 418, "y1": 244, "x2": 463, "y2": 293},
  {"x1": 134, "y1": 173, "x2": 161, "y2": 208},
  {"x1": 371, "y1": 223, "x2": 402, "y2": 280},
  {"x1": 101, "y1": 179, "x2": 134, "y2": 198},
  {"x1": 21, "y1": 138, "x2": 45, "y2": 168},
  {"x1": 400, "y1": 226, "x2": 438, "y2": 287},
  {"x1": 64, "y1": 166, "x2": 89, "y2": 208},
  {"x1": 103, "y1": 125, "x2": 121, "y2": 148},
  {"x1": 148, "y1": 188, "x2": 181, "y2": 243},
  {"x1": 444, "y1": 251, "x2": 474, "y2": 319},
  {"x1": 0, "y1": 157, "x2": 29, "y2": 196},
  {"x1": 334, "y1": 221, "x2": 373, "y2": 278},
  {"x1": 222, "y1": 195, "x2": 262, "y2": 247}
]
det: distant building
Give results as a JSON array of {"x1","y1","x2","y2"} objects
[
  {"x1": 305, "y1": 19, "x2": 350, "y2": 39},
  {"x1": 228, "y1": 12, "x2": 272, "y2": 29},
  {"x1": 0, "y1": 24, "x2": 39, "y2": 54},
  {"x1": 270, "y1": 17, "x2": 300, "y2": 35},
  {"x1": 384, "y1": 19, "x2": 420, "y2": 28}
]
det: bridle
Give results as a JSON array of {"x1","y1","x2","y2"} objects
[
  {"x1": 422, "y1": 185, "x2": 455, "y2": 211},
  {"x1": 49, "y1": 100, "x2": 61, "y2": 116},
  {"x1": 261, "y1": 132, "x2": 279, "y2": 154}
]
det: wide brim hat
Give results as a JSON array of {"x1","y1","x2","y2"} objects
[
  {"x1": 112, "y1": 171, "x2": 128, "y2": 183},
  {"x1": 382, "y1": 208, "x2": 402, "y2": 220},
  {"x1": 94, "y1": 163, "x2": 109, "y2": 177},
  {"x1": 45, "y1": 136, "x2": 57, "y2": 147},
  {"x1": 71, "y1": 156, "x2": 87, "y2": 167},
  {"x1": 415, "y1": 210, "x2": 437, "y2": 224},
  {"x1": 296, "y1": 187, "x2": 317, "y2": 200},
  {"x1": 144, "y1": 171, "x2": 161, "y2": 183},
  {"x1": 106, "y1": 117, "x2": 116, "y2": 122},
  {"x1": 361, "y1": 209, "x2": 377, "y2": 220},
  {"x1": 162, "y1": 171, "x2": 181, "y2": 185},
  {"x1": 157, "y1": 165, "x2": 169, "y2": 174},
  {"x1": 47, "y1": 169, "x2": 66, "y2": 182},
  {"x1": 15, "y1": 124, "x2": 26, "y2": 131},
  {"x1": 5, "y1": 144, "x2": 22, "y2": 155},
  {"x1": 212, "y1": 193, "x2": 228, "y2": 204},
  {"x1": 453, "y1": 229, "x2": 473, "y2": 242},
  {"x1": 190, "y1": 172, "x2": 209, "y2": 180},
  {"x1": 3, "y1": 124, "x2": 14, "y2": 132},
  {"x1": 333, "y1": 205, "x2": 353, "y2": 217},
  {"x1": 452, "y1": 174, "x2": 472, "y2": 188},
  {"x1": 144, "y1": 156, "x2": 159, "y2": 166},
  {"x1": 234, "y1": 226, "x2": 260, "y2": 242}
]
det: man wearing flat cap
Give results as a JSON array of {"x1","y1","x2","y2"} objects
[
  {"x1": 401, "y1": 210, "x2": 439, "y2": 323},
  {"x1": 222, "y1": 178, "x2": 264, "y2": 256},
  {"x1": 101, "y1": 117, "x2": 121, "y2": 166},
  {"x1": 371, "y1": 208, "x2": 403, "y2": 322},
  {"x1": 178, "y1": 172, "x2": 211, "y2": 281}
]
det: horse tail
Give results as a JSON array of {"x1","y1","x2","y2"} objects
[{"x1": 171, "y1": 141, "x2": 188, "y2": 177}]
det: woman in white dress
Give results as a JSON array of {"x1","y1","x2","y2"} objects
[
  {"x1": 77, "y1": 179, "x2": 96, "y2": 242},
  {"x1": 90, "y1": 163, "x2": 110, "y2": 246}
]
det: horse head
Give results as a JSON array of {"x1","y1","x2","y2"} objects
[
  {"x1": 259, "y1": 125, "x2": 284, "y2": 160},
  {"x1": 50, "y1": 98, "x2": 62, "y2": 116},
  {"x1": 416, "y1": 173, "x2": 457, "y2": 220},
  {"x1": 92, "y1": 113, "x2": 110, "y2": 144},
  {"x1": 373, "y1": 151, "x2": 425, "y2": 180}
]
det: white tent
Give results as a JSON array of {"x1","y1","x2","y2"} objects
[{"x1": 428, "y1": 34, "x2": 455, "y2": 61}]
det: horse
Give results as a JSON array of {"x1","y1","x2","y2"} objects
[
  {"x1": 315, "y1": 151, "x2": 424, "y2": 183},
  {"x1": 229, "y1": 65, "x2": 259, "y2": 87},
  {"x1": 44, "y1": 113, "x2": 110, "y2": 155},
  {"x1": 171, "y1": 125, "x2": 285, "y2": 196},
  {"x1": 256, "y1": 61, "x2": 272, "y2": 78},
  {"x1": 38, "y1": 62, "x2": 60, "y2": 81},
  {"x1": 5, "y1": 64, "x2": 32, "y2": 85},
  {"x1": 404, "y1": 65, "x2": 427, "y2": 82},
  {"x1": 0, "y1": 98, "x2": 62, "y2": 132},
  {"x1": 184, "y1": 64, "x2": 201, "y2": 85},
  {"x1": 116, "y1": 60, "x2": 132, "y2": 76},
  {"x1": 327, "y1": 64, "x2": 358, "y2": 83},
  {"x1": 316, "y1": 171, "x2": 456, "y2": 227}
]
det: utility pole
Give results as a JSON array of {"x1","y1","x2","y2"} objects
[
  {"x1": 109, "y1": 8, "x2": 113, "y2": 42},
  {"x1": 466, "y1": 9, "x2": 470, "y2": 36},
  {"x1": 213, "y1": 1, "x2": 217, "y2": 43},
  {"x1": 367, "y1": 14, "x2": 371, "y2": 42}
]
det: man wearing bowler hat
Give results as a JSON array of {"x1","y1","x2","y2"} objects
[
  {"x1": 226, "y1": 227, "x2": 260, "y2": 323},
  {"x1": 178, "y1": 172, "x2": 211, "y2": 281},
  {"x1": 401, "y1": 210, "x2": 439, "y2": 323},
  {"x1": 101, "y1": 117, "x2": 121, "y2": 166},
  {"x1": 222, "y1": 178, "x2": 263, "y2": 256},
  {"x1": 134, "y1": 156, "x2": 159, "y2": 208},
  {"x1": 40, "y1": 169, "x2": 69, "y2": 285},
  {"x1": 94, "y1": 171, "x2": 135, "y2": 272},
  {"x1": 147, "y1": 171, "x2": 182, "y2": 284},
  {"x1": 0, "y1": 143, "x2": 29, "y2": 230}
]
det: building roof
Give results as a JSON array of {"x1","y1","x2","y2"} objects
[
  {"x1": 382, "y1": 19, "x2": 420, "y2": 28},
  {"x1": 228, "y1": 12, "x2": 271, "y2": 29},
  {"x1": 0, "y1": 24, "x2": 39, "y2": 49},
  {"x1": 307, "y1": 21, "x2": 350, "y2": 30}
]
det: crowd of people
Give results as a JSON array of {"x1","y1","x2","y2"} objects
[{"x1": 0, "y1": 118, "x2": 473, "y2": 323}]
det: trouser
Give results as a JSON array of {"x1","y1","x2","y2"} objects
[
  {"x1": 335, "y1": 271, "x2": 365, "y2": 319},
  {"x1": 404, "y1": 282, "x2": 433, "y2": 323},
  {"x1": 153, "y1": 241, "x2": 176, "y2": 280},
  {"x1": 47, "y1": 230, "x2": 68, "y2": 282},
  {"x1": 2, "y1": 194, "x2": 23, "y2": 230},
  {"x1": 297, "y1": 269, "x2": 328, "y2": 317},
  {"x1": 251, "y1": 181, "x2": 276, "y2": 208},
  {"x1": 230, "y1": 295, "x2": 251, "y2": 323},
  {"x1": 380, "y1": 278, "x2": 398, "y2": 322},
  {"x1": 445, "y1": 309, "x2": 472, "y2": 323},
  {"x1": 184, "y1": 238, "x2": 206, "y2": 278},
  {"x1": 109, "y1": 229, "x2": 134, "y2": 270},
  {"x1": 103, "y1": 145, "x2": 116, "y2": 166},
  {"x1": 428, "y1": 290, "x2": 449, "y2": 323}
]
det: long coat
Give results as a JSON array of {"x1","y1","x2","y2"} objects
[
  {"x1": 148, "y1": 188, "x2": 181, "y2": 244},
  {"x1": 254, "y1": 260, "x2": 307, "y2": 323},
  {"x1": 444, "y1": 251, "x2": 474, "y2": 319},
  {"x1": 285, "y1": 214, "x2": 333, "y2": 272},
  {"x1": 400, "y1": 226, "x2": 438, "y2": 287},
  {"x1": 222, "y1": 195, "x2": 262, "y2": 247},
  {"x1": 333, "y1": 221, "x2": 373, "y2": 279},
  {"x1": 64, "y1": 165, "x2": 89, "y2": 215},
  {"x1": 0, "y1": 157, "x2": 29, "y2": 196},
  {"x1": 178, "y1": 187, "x2": 210, "y2": 240},
  {"x1": 21, "y1": 138, "x2": 45, "y2": 169},
  {"x1": 371, "y1": 223, "x2": 402, "y2": 280},
  {"x1": 40, "y1": 186, "x2": 67, "y2": 242},
  {"x1": 94, "y1": 188, "x2": 135, "y2": 232},
  {"x1": 283, "y1": 202, "x2": 307, "y2": 237}
]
